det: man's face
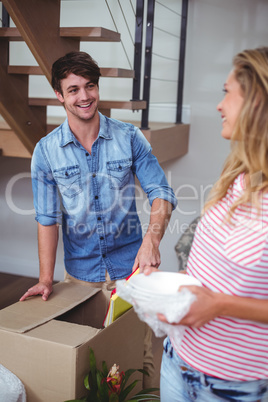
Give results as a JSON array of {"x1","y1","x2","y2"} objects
[{"x1": 55, "y1": 73, "x2": 99, "y2": 123}]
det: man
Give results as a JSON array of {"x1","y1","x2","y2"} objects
[{"x1": 20, "y1": 51, "x2": 177, "y2": 387}]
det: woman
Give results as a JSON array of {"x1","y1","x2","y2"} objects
[{"x1": 159, "y1": 47, "x2": 268, "y2": 401}]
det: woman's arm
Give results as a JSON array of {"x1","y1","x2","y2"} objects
[{"x1": 158, "y1": 285, "x2": 268, "y2": 327}]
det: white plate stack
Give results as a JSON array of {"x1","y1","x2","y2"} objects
[{"x1": 116, "y1": 272, "x2": 202, "y2": 342}]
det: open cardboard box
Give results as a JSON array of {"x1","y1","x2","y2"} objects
[{"x1": 0, "y1": 282, "x2": 146, "y2": 401}]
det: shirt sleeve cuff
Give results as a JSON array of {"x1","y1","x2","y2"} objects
[
  {"x1": 35, "y1": 214, "x2": 62, "y2": 226},
  {"x1": 148, "y1": 191, "x2": 178, "y2": 210}
]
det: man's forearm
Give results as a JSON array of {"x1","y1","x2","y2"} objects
[
  {"x1": 144, "y1": 198, "x2": 173, "y2": 244},
  {"x1": 38, "y1": 222, "x2": 59, "y2": 284},
  {"x1": 132, "y1": 198, "x2": 173, "y2": 270}
]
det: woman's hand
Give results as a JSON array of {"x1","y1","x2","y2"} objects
[{"x1": 158, "y1": 285, "x2": 223, "y2": 328}]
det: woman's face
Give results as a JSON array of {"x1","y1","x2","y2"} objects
[{"x1": 217, "y1": 70, "x2": 244, "y2": 140}]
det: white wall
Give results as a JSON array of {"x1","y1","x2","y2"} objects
[{"x1": 0, "y1": 0, "x2": 268, "y2": 279}]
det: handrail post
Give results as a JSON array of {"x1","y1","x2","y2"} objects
[
  {"x1": 176, "y1": 0, "x2": 188, "y2": 124},
  {"x1": 1, "y1": 5, "x2": 10, "y2": 27},
  {"x1": 141, "y1": 0, "x2": 155, "y2": 130},
  {"x1": 132, "y1": 0, "x2": 144, "y2": 101}
]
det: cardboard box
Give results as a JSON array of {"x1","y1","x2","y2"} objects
[{"x1": 0, "y1": 282, "x2": 146, "y2": 401}]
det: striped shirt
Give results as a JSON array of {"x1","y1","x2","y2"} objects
[{"x1": 173, "y1": 173, "x2": 268, "y2": 381}]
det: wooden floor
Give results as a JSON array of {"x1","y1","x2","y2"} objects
[{"x1": 0, "y1": 272, "x2": 39, "y2": 310}]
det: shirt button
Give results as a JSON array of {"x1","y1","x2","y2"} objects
[
  {"x1": 100, "y1": 236, "x2": 104, "y2": 240},
  {"x1": 95, "y1": 195, "x2": 98, "y2": 200},
  {"x1": 102, "y1": 254, "x2": 106, "y2": 258},
  {"x1": 85, "y1": 152, "x2": 89, "y2": 156},
  {"x1": 92, "y1": 173, "x2": 96, "y2": 178},
  {"x1": 97, "y1": 217, "x2": 101, "y2": 221}
]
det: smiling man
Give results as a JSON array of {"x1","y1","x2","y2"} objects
[{"x1": 20, "y1": 51, "x2": 177, "y2": 388}]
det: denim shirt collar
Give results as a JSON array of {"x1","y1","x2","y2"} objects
[{"x1": 59, "y1": 112, "x2": 112, "y2": 148}]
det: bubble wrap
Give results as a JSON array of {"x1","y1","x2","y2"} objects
[
  {"x1": 0, "y1": 365, "x2": 26, "y2": 402},
  {"x1": 116, "y1": 280, "x2": 196, "y2": 346}
]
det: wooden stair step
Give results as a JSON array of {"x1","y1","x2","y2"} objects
[
  {"x1": 0, "y1": 27, "x2": 120, "y2": 42},
  {"x1": 0, "y1": 27, "x2": 23, "y2": 41},
  {"x1": 0, "y1": 129, "x2": 31, "y2": 158},
  {"x1": 141, "y1": 122, "x2": 189, "y2": 164},
  {"x1": 0, "y1": 120, "x2": 189, "y2": 163},
  {"x1": 60, "y1": 27, "x2": 120, "y2": 42},
  {"x1": 8, "y1": 65, "x2": 135, "y2": 78},
  {"x1": 28, "y1": 98, "x2": 146, "y2": 110}
]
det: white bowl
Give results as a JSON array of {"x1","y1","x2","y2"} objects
[{"x1": 128, "y1": 272, "x2": 201, "y2": 295}]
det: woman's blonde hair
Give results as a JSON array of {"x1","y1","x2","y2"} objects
[{"x1": 204, "y1": 47, "x2": 268, "y2": 217}]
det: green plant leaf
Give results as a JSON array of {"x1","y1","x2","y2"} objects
[
  {"x1": 133, "y1": 389, "x2": 160, "y2": 396},
  {"x1": 97, "y1": 370, "x2": 111, "y2": 401},
  {"x1": 73, "y1": 348, "x2": 158, "y2": 402},
  {"x1": 96, "y1": 370, "x2": 103, "y2": 389},
  {"x1": 127, "y1": 395, "x2": 160, "y2": 401},
  {"x1": 89, "y1": 348, "x2": 97, "y2": 371},
  {"x1": 124, "y1": 369, "x2": 140, "y2": 379},
  {"x1": 89, "y1": 348, "x2": 98, "y2": 392},
  {"x1": 127, "y1": 388, "x2": 160, "y2": 401},
  {"x1": 120, "y1": 379, "x2": 139, "y2": 401},
  {"x1": 136, "y1": 369, "x2": 149, "y2": 377},
  {"x1": 120, "y1": 368, "x2": 139, "y2": 393},
  {"x1": 109, "y1": 394, "x2": 120, "y2": 402},
  {"x1": 102, "y1": 360, "x2": 109, "y2": 377},
  {"x1": 84, "y1": 374, "x2": 90, "y2": 391}
]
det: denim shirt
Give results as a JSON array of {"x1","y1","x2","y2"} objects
[{"x1": 31, "y1": 113, "x2": 177, "y2": 282}]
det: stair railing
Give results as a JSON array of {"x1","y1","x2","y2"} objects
[
  {"x1": 1, "y1": 3, "x2": 9, "y2": 27},
  {"x1": 134, "y1": 0, "x2": 189, "y2": 129},
  {"x1": 176, "y1": 0, "x2": 188, "y2": 124},
  {"x1": 1, "y1": 0, "x2": 188, "y2": 130}
]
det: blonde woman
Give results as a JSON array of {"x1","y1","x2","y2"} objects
[{"x1": 159, "y1": 47, "x2": 268, "y2": 401}]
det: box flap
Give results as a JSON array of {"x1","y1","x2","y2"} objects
[
  {"x1": 0, "y1": 282, "x2": 100, "y2": 333},
  {"x1": 27, "y1": 319, "x2": 101, "y2": 347}
]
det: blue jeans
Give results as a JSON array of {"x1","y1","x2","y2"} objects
[{"x1": 160, "y1": 337, "x2": 268, "y2": 402}]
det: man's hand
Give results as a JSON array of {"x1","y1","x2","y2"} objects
[
  {"x1": 20, "y1": 223, "x2": 58, "y2": 302},
  {"x1": 132, "y1": 198, "x2": 172, "y2": 273},
  {"x1": 20, "y1": 281, "x2": 53, "y2": 302},
  {"x1": 132, "y1": 233, "x2": 161, "y2": 273}
]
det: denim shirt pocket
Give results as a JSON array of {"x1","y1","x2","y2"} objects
[
  {"x1": 107, "y1": 158, "x2": 132, "y2": 190},
  {"x1": 53, "y1": 165, "x2": 82, "y2": 198}
]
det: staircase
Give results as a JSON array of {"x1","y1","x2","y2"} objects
[{"x1": 0, "y1": 0, "x2": 189, "y2": 163}]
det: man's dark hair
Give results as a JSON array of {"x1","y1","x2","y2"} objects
[{"x1": 51, "y1": 51, "x2": 101, "y2": 94}]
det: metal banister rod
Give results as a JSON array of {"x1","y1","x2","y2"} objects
[
  {"x1": 1, "y1": 4, "x2": 10, "y2": 27},
  {"x1": 176, "y1": 0, "x2": 188, "y2": 124},
  {"x1": 132, "y1": 0, "x2": 144, "y2": 101},
  {"x1": 141, "y1": 0, "x2": 155, "y2": 130}
]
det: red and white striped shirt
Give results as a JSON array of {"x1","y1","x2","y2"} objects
[{"x1": 173, "y1": 173, "x2": 268, "y2": 381}]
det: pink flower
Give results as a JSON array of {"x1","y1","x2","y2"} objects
[{"x1": 106, "y1": 364, "x2": 124, "y2": 394}]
